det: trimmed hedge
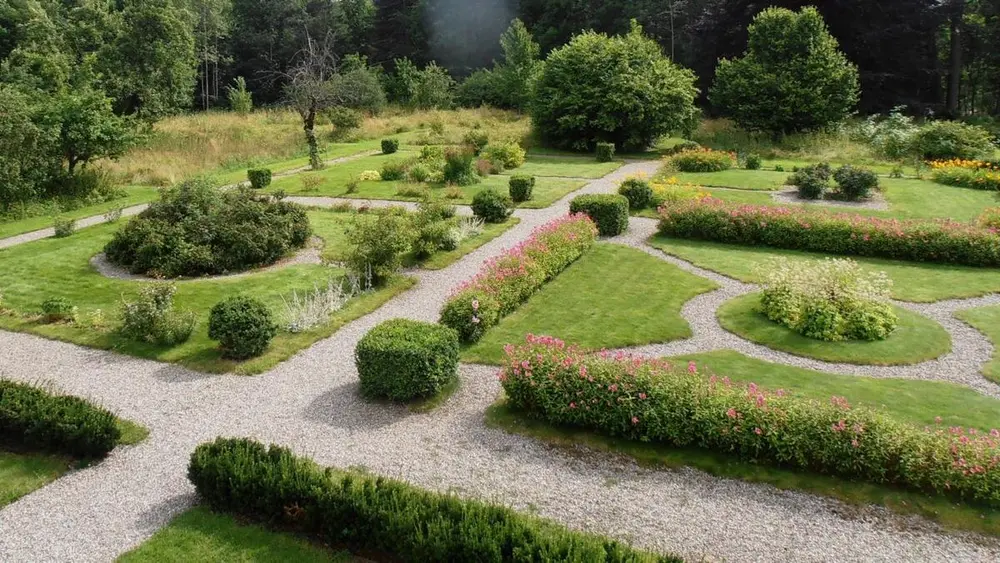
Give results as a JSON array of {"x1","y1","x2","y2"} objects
[
  {"x1": 381, "y1": 138, "x2": 399, "y2": 154},
  {"x1": 471, "y1": 188, "x2": 513, "y2": 223},
  {"x1": 657, "y1": 197, "x2": 1000, "y2": 267},
  {"x1": 570, "y1": 194, "x2": 629, "y2": 236},
  {"x1": 595, "y1": 142, "x2": 615, "y2": 162},
  {"x1": 618, "y1": 178, "x2": 654, "y2": 210},
  {"x1": 247, "y1": 168, "x2": 272, "y2": 190},
  {"x1": 500, "y1": 336, "x2": 1000, "y2": 508},
  {"x1": 0, "y1": 379, "x2": 120, "y2": 458},
  {"x1": 508, "y1": 175, "x2": 535, "y2": 203},
  {"x1": 208, "y1": 296, "x2": 278, "y2": 360},
  {"x1": 355, "y1": 319, "x2": 459, "y2": 401},
  {"x1": 189, "y1": 438, "x2": 675, "y2": 562}
]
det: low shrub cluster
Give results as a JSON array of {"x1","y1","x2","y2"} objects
[
  {"x1": 656, "y1": 197, "x2": 1000, "y2": 267},
  {"x1": 649, "y1": 177, "x2": 710, "y2": 207},
  {"x1": 471, "y1": 188, "x2": 514, "y2": 223},
  {"x1": 52, "y1": 216, "x2": 75, "y2": 238},
  {"x1": 119, "y1": 283, "x2": 196, "y2": 345},
  {"x1": 104, "y1": 180, "x2": 311, "y2": 278},
  {"x1": 787, "y1": 163, "x2": 832, "y2": 200},
  {"x1": 208, "y1": 296, "x2": 277, "y2": 360},
  {"x1": 442, "y1": 148, "x2": 480, "y2": 186},
  {"x1": 508, "y1": 175, "x2": 535, "y2": 203},
  {"x1": 664, "y1": 148, "x2": 734, "y2": 173},
  {"x1": 744, "y1": 154, "x2": 762, "y2": 170},
  {"x1": 759, "y1": 258, "x2": 897, "y2": 341},
  {"x1": 0, "y1": 379, "x2": 120, "y2": 458},
  {"x1": 930, "y1": 160, "x2": 1000, "y2": 191},
  {"x1": 189, "y1": 438, "x2": 673, "y2": 562},
  {"x1": 663, "y1": 141, "x2": 700, "y2": 156},
  {"x1": 246, "y1": 168, "x2": 272, "y2": 190},
  {"x1": 40, "y1": 297, "x2": 76, "y2": 323},
  {"x1": 832, "y1": 165, "x2": 880, "y2": 200},
  {"x1": 570, "y1": 194, "x2": 629, "y2": 236},
  {"x1": 979, "y1": 208, "x2": 1000, "y2": 230},
  {"x1": 381, "y1": 138, "x2": 399, "y2": 154},
  {"x1": 440, "y1": 214, "x2": 597, "y2": 342},
  {"x1": 380, "y1": 159, "x2": 410, "y2": 181},
  {"x1": 499, "y1": 335, "x2": 1000, "y2": 508},
  {"x1": 355, "y1": 319, "x2": 459, "y2": 401},
  {"x1": 911, "y1": 121, "x2": 995, "y2": 161},
  {"x1": 618, "y1": 177, "x2": 654, "y2": 210},
  {"x1": 481, "y1": 140, "x2": 526, "y2": 171},
  {"x1": 595, "y1": 142, "x2": 615, "y2": 162}
]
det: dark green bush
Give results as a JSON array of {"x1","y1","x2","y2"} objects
[
  {"x1": 414, "y1": 220, "x2": 455, "y2": 257},
  {"x1": 788, "y1": 163, "x2": 832, "y2": 200},
  {"x1": 246, "y1": 168, "x2": 272, "y2": 190},
  {"x1": 355, "y1": 319, "x2": 459, "y2": 401},
  {"x1": 208, "y1": 296, "x2": 278, "y2": 360},
  {"x1": 442, "y1": 149, "x2": 480, "y2": 186},
  {"x1": 618, "y1": 178, "x2": 654, "y2": 210},
  {"x1": 508, "y1": 175, "x2": 535, "y2": 203},
  {"x1": 911, "y1": 121, "x2": 995, "y2": 160},
  {"x1": 471, "y1": 188, "x2": 513, "y2": 223},
  {"x1": 41, "y1": 297, "x2": 75, "y2": 323},
  {"x1": 595, "y1": 142, "x2": 616, "y2": 162},
  {"x1": 381, "y1": 138, "x2": 400, "y2": 154},
  {"x1": 744, "y1": 154, "x2": 762, "y2": 170},
  {"x1": 833, "y1": 165, "x2": 879, "y2": 200},
  {"x1": 188, "y1": 437, "x2": 677, "y2": 562},
  {"x1": 327, "y1": 107, "x2": 362, "y2": 139},
  {"x1": 570, "y1": 194, "x2": 629, "y2": 236},
  {"x1": 104, "y1": 180, "x2": 311, "y2": 278},
  {"x1": 0, "y1": 379, "x2": 120, "y2": 458}
]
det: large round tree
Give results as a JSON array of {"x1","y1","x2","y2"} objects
[
  {"x1": 710, "y1": 7, "x2": 860, "y2": 135},
  {"x1": 531, "y1": 22, "x2": 697, "y2": 152}
]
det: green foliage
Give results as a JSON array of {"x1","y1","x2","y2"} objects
[
  {"x1": 911, "y1": 121, "x2": 996, "y2": 160},
  {"x1": 40, "y1": 297, "x2": 75, "y2": 323},
  {"x1": 208, "y1": 296, "x2": 278, "y2": 360},
  {"x1": 833, "y1": 165, "x2": 880, "y2": 200},
  {"x1": 103, "y1": 180, "x2": 311, "y2": 278},
  {"x1": 0, "y1": 379, "x2": 120, "y2": 459},
  {"x1": 618, "y1": 178, "x2": 654, "y2": 210},
  {"x1": 411, "y1": 62, "x2": 455, "y2": 110},
  {"x1": 463, "y1": 129, "x2": 490, "y2": 155},
  {"x1": 509, "y1": 175, "x2": 536, "y2": 203},
  {"x1": 379, "y1": 158, "x2": 410, "y2": 180},
  {"x1": 788, "y1": 163, "x2": 832, "y2": 200},
  {"x1": 345, "y1": 212, "x2": 414, "y2": 284},
  {"x1": 329, "y1": 67, "x2": 387, "y2": 115},
  {"x1": 471, "y1": 188, "x2": 513, "y2": 223},
  {"x1": 453, "y1": 19, "x2": 541, "y2": 110},
  {"x1": 327, "y1": 107, "x2": 362, "y2": 139},
  {"x1": 355, "y1": 319, "x2": 459, "y2": 401},
  {"x1": 666, "y1": 149, "x2": 734, "y2": 172},
  {"x1": 188, "y1": 437, "x2": 676, "y2": 562},
  {"x1": 384, "y1": 57, "x2": 420, "y2": 105},
  {"x1": 246, "y1": 168, "x2": 272, "y2": 190},
  {"x1": 455, "y1": 68, "x2": 503, "y2": 108},
  {"x1": 227, "y1": 77, "x2": 253, "y2": 115},
  {"x1": 570, "y1": 194, "x2": 629, "y2": 236},
  {"x1": 481, "y1": 140, "x2": 526, "y2": 170},
  {"x1": 744, "y1": 154, "x2": 762, "y2": 170},
  {"x1": 52, "y1": 216, "x2": 75, "y2": 238},
  {"x1": 595, "y1": 142, "x2": 616, "y2": 162},
  {"x1": 531, "y1": 22, "x2": 697, "y2": 151},
  {"x1": 413, "y1": 220, "x2": 456, "y2": 257},
  {"x1": 442, "y1": 149, "x2": 480, "y2": 186},
  {"x1": 710, "y1": 7, "x2": 860, "y2": 134},
  {"x1": 381, "y1": 138, "x2": 399, "y2": 154},
  {"x1": 119, "y1": 283, "x2": 196, "y2": 346},
  {"x1": 932, "y1": 166, "x2": 1000, "y2": 191}
]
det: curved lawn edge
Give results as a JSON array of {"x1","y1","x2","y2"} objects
[
  {"x1": 716, "y1": 292, "x2": 951, "y2": 366},
  {"x1": 956, "y1": 305, "x2": 1000, "y2": 384}
]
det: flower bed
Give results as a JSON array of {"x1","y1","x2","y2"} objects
[
  {"x1": 656, "y1": 197, "x2": 1000, "y2": 267},
  {"x1": 440, "y1": 214, "x2": 597, "y2": 343},
  {"x1": 499, "y1": 335, "x2": 1000, "y2": 507},
  {"x1": 930, "y1": 159, "x2": 1000, "y2": 191}
]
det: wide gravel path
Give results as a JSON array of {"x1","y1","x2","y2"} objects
[{"x1": 2, "y1": 161, "x2": 1000, "y2": 563}]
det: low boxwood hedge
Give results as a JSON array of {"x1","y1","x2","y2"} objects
[
  {"x1": 569, "y1": 194, "x2": 629, "y2": 236},
  {"x1": 355, "y1": 319, "x2": 459, "y2": 401}
]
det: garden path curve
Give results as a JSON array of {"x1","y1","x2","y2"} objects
[{"x1": 1, "y1": 162, "x2": 1000, "y2": 563}]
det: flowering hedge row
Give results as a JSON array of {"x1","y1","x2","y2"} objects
[
  {"x1": 657, "y1": 197, "x2": 1000, "y2": 267},
  {"x1": 500, "y1": 335, "x2": 1000, "y2": 507},
  {"x1": 440, "y1": 214, "x2": 598, "y2": 343}
]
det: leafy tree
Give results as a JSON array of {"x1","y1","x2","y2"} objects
[
  {"x1": 48, "y1": 85, "x2": 137, "y2": 174},
  {"x1": 531, "y1": 21, "x2": 698, "y2": 151},
  {"x1": 709, "y1": 6, "x2": 860, "y2": 134},
  {"x1": 385, "y1": 56, "x2": 420, "y2": 104},
  {"x1": 0, "y1": 85, "x2": 59, "y2": 209},
  {"x1": 456, "y1": 18, "x2": 541, "y2": 110},
  {"x1": 412, "y1": 61, "x2": 454, "y2": 109},
  {"x1": 227, "y1": 76, "x2": 253, "y2": 114},
  {"x1": 371, "y1": 0, "x2": 426, "y2": 65}
]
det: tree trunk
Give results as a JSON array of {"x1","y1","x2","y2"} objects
[
  {"x1": 946, "y1": 1, "x2": 964, "y2": 117},
  {"x1": 305, "y1": 105, "x2": 321, "y2": 170}
]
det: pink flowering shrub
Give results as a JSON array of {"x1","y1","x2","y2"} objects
[
  {"x1": 500, "y1": 335, "x2": 1000, "y2": 507},
  {"x1": 657, "y1": 197, "x2": 1000, "y2": 267},
  {"x1": 440, "y1": 214, "x2": 597, "y2": 342}
]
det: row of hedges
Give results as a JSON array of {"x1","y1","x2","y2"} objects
[
  {"x1": 0, "y1": 379, "x2": 120, "y2": 458},
  {"x1": 440, "y1": 214, "x2": 598, "y2": 343},
  {"x1": 656, "y1": 197, "x2": 1000, "y2": 267},
  {"x1": 499, "y1": 336, "x2": 1000, "y2": 508},
  {"x1": 189, "y1": 438, "x2": 677, "y2": 562}
]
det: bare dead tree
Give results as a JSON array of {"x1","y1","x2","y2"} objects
[{"x1": 279, "y1": 32, "x2": 340, "y2": 170}]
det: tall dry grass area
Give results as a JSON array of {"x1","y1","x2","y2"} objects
[
  {"x1": 106, "y1": 107, "x2": 532, "y2": 186},
  {"x1": 693, "y1": 118, "x2": 882, "y2": 164}
]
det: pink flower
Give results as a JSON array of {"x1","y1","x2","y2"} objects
[
  {"x1": 569, "y1": 402, "x2": 577, "y2": 409},
  {"x1": 851, "y1": 439, "x2": 859, "y2": 448},
  {"x1": 754, "y1": 427, "x2": 762, "y2": 435},
  {"x1": 631, "y1": 416, "x2": 639, "y2": 425},
  {"x1": 687, "y1": 361, "x2": 697, "y2": 374},
  {"x1": 639, "y1": 393, "x2": 647, "y2": 400},
  {"x1": 726, "y1": 408, "x2": 738, "y2": 419}
]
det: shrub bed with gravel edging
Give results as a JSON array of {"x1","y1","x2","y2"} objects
[
  {"x1": 355, "y1": 319, "x2": 459, "y2": 402},
  {"x1": 189, "y1": 437, "x2": 678, "y2": 562}
]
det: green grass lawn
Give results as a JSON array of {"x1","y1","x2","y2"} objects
[
  {"x1": 463, "y1": 243, "x2": 718, "y2": 364},
  {"x1": 499, "y1": 155, "x2": 622, "y2": 178},
  {"x1": 668, "y1": 169, "x2": 789, "y2": 191},
  {"x1": 648, "y1": 236, "x2": 1000, "y2": 303},
  {"x1": 0, "y1": 187, "x2": 162, "y2": 240},
  {"x1": 209, "y1": 140, "x2": 384, "y2": 186},
  {"x1": 487, "y1": 348, "x2": 1000, "y2": 537},
  {"x1": 119, "y1": 506, "x2": 350, "y2": 563},
  {"x1": 0, "y1": 218, "x2": 414, "y2": 374},
  {"x1": 717, "y1": 293, "x2": 951, "y2": 366},
  {"x1": 956, "y1": 305, "x2": 1000, "y2": 384}
]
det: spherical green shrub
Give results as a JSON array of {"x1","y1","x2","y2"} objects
[
  {"x1": 531, "y1": 23, "x2": 697, "y2": 151},
  {"x1": 618, "y1": 178, "x2": 654, "y2": 210},
  {"x1": 471, "y1": 188, "x2": 513, "y2": 223},
  {"x1": 710, "y1": 7, "x2": 859, "y2": 134},
  {"x1": 910, "y1": 121, "x2": 995, "y2": 160},
  {"x1": 595, "y1": 142, "x2": 615, "y2": 162},
  {"x1": 481, "y1": 141, "x2": 526, "y2": 170},
  {"x1": 247, "y1": 168, "x2": 272, "y2": 189},
  {"x1": 208, "y1": 296, "x2": 278, "y2": 360},
  {"x1": 788, "y1": 163, "x2": 832, "y2": 200},
  {"x1": 354, "y1": 319, "x2": 459, "y2": 401},
  {"x1": 508, "y1": 175, "x2": 535, "y2": 203},
  {"x1": 381, "y1": 138, "x2": 400, "y2": 154},
  {"x1": 833, "y1": 165, "x2": 879, "y2": 200},
  {"x1": 569, "y1": 194, "x2": 629, "y2": 236}
]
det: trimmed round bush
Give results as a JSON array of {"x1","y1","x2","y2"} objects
[
  {"x1": 595, "y1": 142, "x2": 615, "y2": 162},
  {"x1": 247, "y1": 168, "x2": 272, "y2": 189},
  {"x1": 355, "y1": 319, "x2": 459, "y2": 401},
  {"x1": 833, "y1": 165, "x2": 879, "y2": 200},
  {"x1": 788, "y1": 163, "x2": 832, "y2": 200},
  {"x1": 41, "y1": 297, "x2": 75, "y2": 323},
  {"x1": 471, "y1": 188, "x2": 513, "y2": 223},
  {"x1": 570, "y1": 194, "x2": 629, "y2": 236},
  {"x1": 381, "y1": 138, "x2": 399, "y2": 154},
  {"x1": 618, "y1": 177, "x2": 654, "y2": 210},
  {"x1": 208, "y1": 296, "x2": 278, "y2": 360},
  {"x1": 508, "y1": 175, "x2": 535, "y2": 203}
]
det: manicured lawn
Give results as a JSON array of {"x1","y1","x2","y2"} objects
[
  {"x1": 648, "y1": 236, "x2": 1000, "y2": 303},
  {"x1": 669, "y1": 169, "x2": 789, "y2": 191},
  {"x1": 956, "y1": 305, "x2": 1000, "y2": 384},
  {"x1": 717, "y1": 292, "x2": 951, "y2": 366},
  {"x1": 119, "y1": 506, "x2": 349, "y2": 563},
  {"x1": 462, "y1": 243, "x2": 718, "y2": 364},
  {"x1": 209, "y1": 140, "x2": 383, "y2": 186},
  {"x1": 486, "y1": 348, "x2": 1000, "y2": 537},
  {"x1": 499, "y1": 155, "x2": 622, "y2": 178},
  {"x1": 0, "y1": 219, "x2": 414, "y2": 374},
  {"x1": 0, "y1": 187, "x2": 161, "y2": 240}
]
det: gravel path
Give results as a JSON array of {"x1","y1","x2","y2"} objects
[{"x1": 2, "y1": 161, "x2": 1000, "y2": 563}]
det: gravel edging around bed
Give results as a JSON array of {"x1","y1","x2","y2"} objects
[{"x1": 771, "y1": 187, "x2": 890, "y2": 210}]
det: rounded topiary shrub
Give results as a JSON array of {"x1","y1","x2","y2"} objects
[
  {"x1": 381, "y1": 138, "x2": 400, "y2": 154},
  {"x1": 208, "y1": 296, "x2": 278, "y2": 360},
  {"x1": 104, "y1": 179, "x2": 311, "y2": 278},
  {"x1": 618, "y1": 177, "x2": 654, "y2": 210},
  {"x1": 247, "y1": 168, "x2": 272, "y2": 190},
  {"x1": 508, "y1": 175, "x2": 535, "y2": 203},
  {"x1": 531, "y1": 23, "x2": 697, "y2": 152},
  {"x1": 355, "y1": 319, "x2": 459, "y2": 401},
  {"x1": 569, "y1": 194, "x2": 629, "y2": 236},
  {"x1": 832, "y1": 165, "x2": 879, "y2": 201},
  {"x1": 471, "y1": 188, "x2": 513, "y2": 223}
]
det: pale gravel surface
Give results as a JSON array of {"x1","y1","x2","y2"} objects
[
  {"x1": 0, "y1": 204, "x2": 148, "y2": 250},
  {"x1": 2, "y1": 161, "x2": 1000, "y2": 562}
]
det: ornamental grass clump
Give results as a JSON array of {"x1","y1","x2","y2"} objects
[
  {"x1": 439, "y1": 214, "x2": 597, "y2": 343},
  {"x1": 759, "y1": 258, "x2": 897, "y2": 341},
  {"x1": 656, "y1": 197, "x2": 1000, "y2": 267},
  {"x1": 500, "y1": 335, "x2": 1000, "y2": 508}
]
